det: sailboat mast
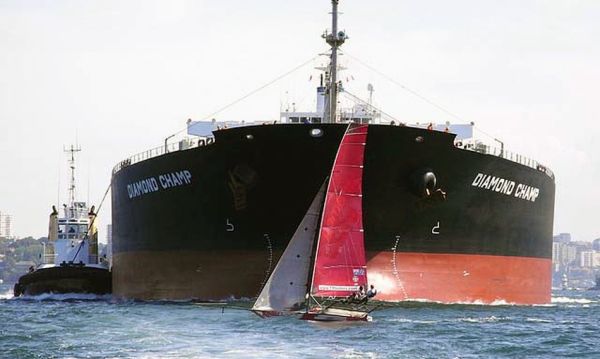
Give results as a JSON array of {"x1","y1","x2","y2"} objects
[{"x1": 324, "y1": 0, "x2": 347, "y2": 123}]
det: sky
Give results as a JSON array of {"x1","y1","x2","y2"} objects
[{"x1": 0, "y1": 0, "x2": 599, "y2": 242}]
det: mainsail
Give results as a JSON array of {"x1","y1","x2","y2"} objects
[
  {"x1": 251, "y1": 183, "x2": 326, "y2": 316},
  {"x1": 310, "y1": 123, "x2": 369, "y2": 298}
]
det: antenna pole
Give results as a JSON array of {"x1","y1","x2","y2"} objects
[
  {"x1": 324, "y1": 0, "x2": 347, "y2": 123},
  {"x1": 87, "y1": 162, "x2": 90, "y2": 205},
  {"x1": 64, "y1": 144, "x2": 82, "y2": 206},
  {"x1": 329, "y1": 0, "x2": 339, "y2": 124},
  {"x1": 57, "y1": 165, "x2": 60, "y2": 208}
]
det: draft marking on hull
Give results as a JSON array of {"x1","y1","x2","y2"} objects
[{"x1": 432, "y1": 221, "x2": 440, "y2": 235}]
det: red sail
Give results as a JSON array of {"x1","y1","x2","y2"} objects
[{"x1": 311, "y1": 123, "x2": 369, "y2": 297}]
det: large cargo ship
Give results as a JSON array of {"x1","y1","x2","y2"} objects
[{"x1": 110, "y1": 1, "x2": 555, "y2": 304}]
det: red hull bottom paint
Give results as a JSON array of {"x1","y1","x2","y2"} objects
[
  {"x1": 112, "y1": 250, "x2": 551, "y2": 304},
  {"x1": 366, "y1": 252, "x2": 552, "y2": 305}
]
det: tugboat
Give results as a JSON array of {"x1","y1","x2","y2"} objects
[{"x1": 13, "y1": 145, "x2": 111, "y2": 297}]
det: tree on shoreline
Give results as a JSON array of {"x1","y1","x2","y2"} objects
[{"x1": 0, "y1": 237, "x2": 46, "y2": 282}]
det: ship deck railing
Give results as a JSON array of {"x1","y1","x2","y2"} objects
[
  {"x1": 112, "y1": 137, "x2": 214, "y2": 175},
  {"x1": 41, "y1": 253, "x2": 56, "y2": 265},
  {"x1": 457, "y1": 141, "x2": 555, "y2": 180},
  {"x1": 39, "y1": 253, "x2": 102, "y2": 266},
  {"x1": 111, "y1": 124, "x2": 554, "y2": 180}
]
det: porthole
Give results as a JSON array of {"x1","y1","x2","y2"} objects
[
  {"x1": 415, "y1": 136, "x2": 424, "y2": 143},
  {"x1": 246, "y1": 134, "x2": 254, "y2": 140}
]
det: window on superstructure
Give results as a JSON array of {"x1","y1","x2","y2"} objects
[{"x1": 79, "y1": 224, "x2": 89, "y2": 236}]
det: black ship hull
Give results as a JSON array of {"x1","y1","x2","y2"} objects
[{"x1": 111, "y1": 124, "x2": 555, "y2": 304}]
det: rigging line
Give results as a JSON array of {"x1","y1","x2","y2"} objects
[
  {"x1": 473, "y1": 125, "x2": 501, "y2": 143},
  {"x1": 340, "y1": 89, "x2": 400, "y2": 122},
  {"x1": 70, "y1": 183, "x2": 111, "y2": 263},
  {"x1": 167, "y1": 53, "x2": 322, "y2": 139},
  {"x1": 342, "y1": 51, "x2": 466, "y2": 123}
]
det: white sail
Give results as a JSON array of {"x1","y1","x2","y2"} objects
[{"x1": 252, "y1": 183, "x2": 326, "y2": 316}]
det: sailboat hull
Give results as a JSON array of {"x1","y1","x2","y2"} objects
[
  {"x1": 251, "y1": 309, "x2": 285, "y2": 318},
  {"x1": 300, "y1": 311, "x2": 371, "y2": 322},
  {"x1": 111, "y1": 124, "x2": 555, "y2": 304}
]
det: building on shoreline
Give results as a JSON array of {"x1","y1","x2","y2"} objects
[
  {"x1": 0, "y1": 211, "x2": 12, "y2": 239},
  {"x1": 552, "y1": 233, "x2": 600, "y2": 288}
]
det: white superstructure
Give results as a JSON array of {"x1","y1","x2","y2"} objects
[{"x1": 39, "y1": 146, "x2": 106, "y2": 270}]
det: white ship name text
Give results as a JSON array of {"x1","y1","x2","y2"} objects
[
  {"x1": 127, "y1": 170, "x2": 192, "y2": 199},
  {"x1": 471, "y1": 173, "x2": 539, "y2": 202}
]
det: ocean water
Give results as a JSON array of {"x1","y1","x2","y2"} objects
[{"x1": 1, "y1": 284, "x2": 599, "y2": 359}]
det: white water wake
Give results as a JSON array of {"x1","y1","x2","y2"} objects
[
  {"x1": 0, "y1": 288, "x2": 14, "y2": 300},
  {"x1": 15, "y1": 293, "x2": 113, "y2": 301},
  {"x1": 392, "y1": 298, "x2": 518, "y2": 306},
  {"x1": 551, "y1": 296, "x2": 596, "y2": 304}
]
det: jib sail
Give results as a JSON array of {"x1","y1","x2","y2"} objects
[{"x1": 252, "y1": 183, "x2": 326, "y2": 316}]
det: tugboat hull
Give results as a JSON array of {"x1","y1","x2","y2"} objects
[{"x1": 13, "y1": 266, "x2": 111, "y2": 297}]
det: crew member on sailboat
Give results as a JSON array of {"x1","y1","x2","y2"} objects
[{"x1": 367, "y1": 285, "x2": 377, "y2": 299}]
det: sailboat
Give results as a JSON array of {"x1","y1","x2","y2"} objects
[
  {"x1": 300, "y1": 123, "x2": 375, "y2": 322},
  {"x1": 251, "y1": 182, "x2": 326, "y2": 317},
  {"x1": 252, "y1": 123, "x2": 376, "y2": 321}
]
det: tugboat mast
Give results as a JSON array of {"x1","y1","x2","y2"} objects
[
  {"x1": 324, "y1": 0, "x2": 347, "y2": 123},
  {"x1": 64, "y1": 144, "x2": 81, "y2": 206}
]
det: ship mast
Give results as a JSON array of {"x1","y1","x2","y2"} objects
[
  {"x1": 64, "y1": 144, "x2": 81, "y2": 207},
  {"x1": 323, "y1": 0, "x2": 347, "y2": 123}
]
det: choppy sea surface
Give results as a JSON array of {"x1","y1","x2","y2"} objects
[{"x1": 1, "y1": 284, "x2": 599, "y2": 358}]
